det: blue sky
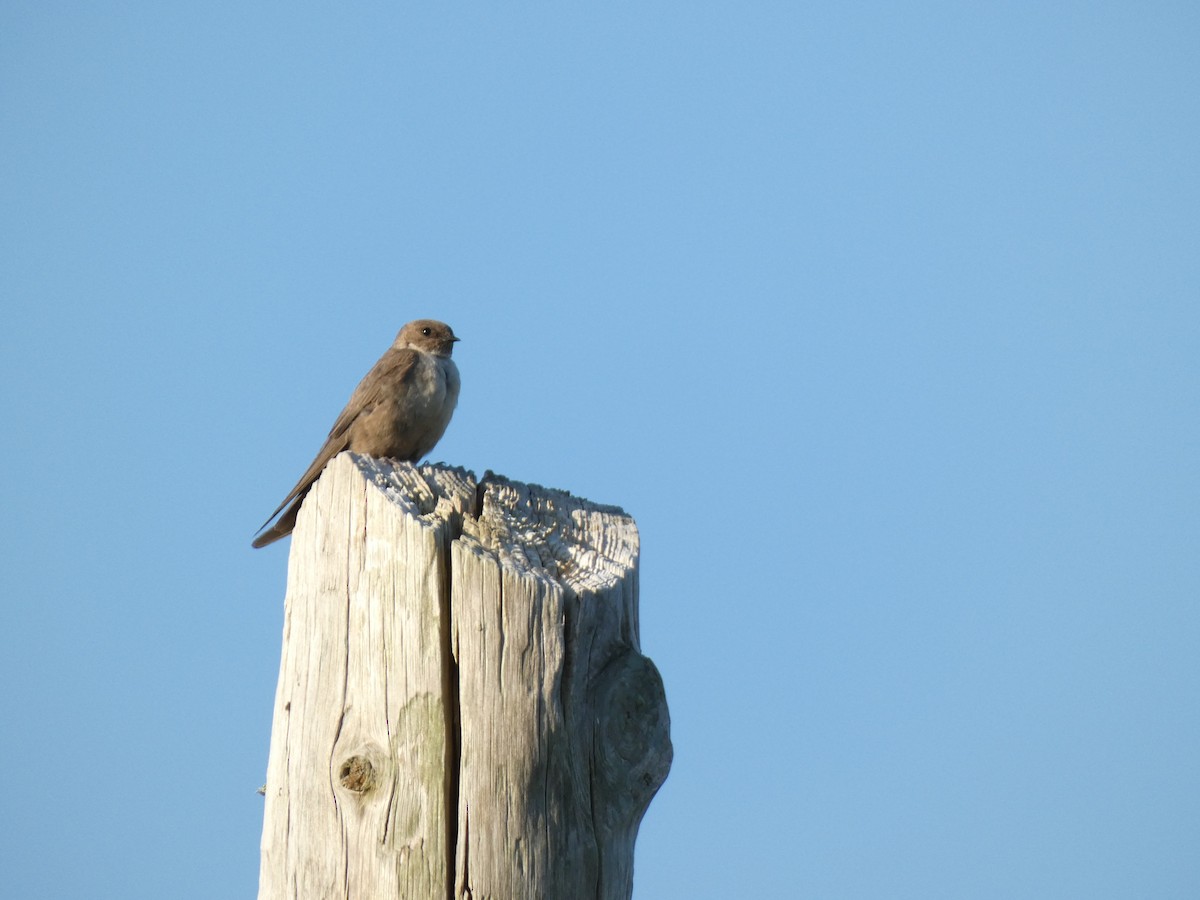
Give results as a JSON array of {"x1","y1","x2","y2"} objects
[{"x1": 2, "y1": 3, "x2": 1197, "y2": 897}]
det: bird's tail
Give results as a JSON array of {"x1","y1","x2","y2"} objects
[{"x1": 251, "y1": 497, "x2": 303, "y2": 549}]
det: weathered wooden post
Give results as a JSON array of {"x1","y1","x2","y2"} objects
[{"x1": 258, "y1": 452, "x2": 672, "y2": 900}]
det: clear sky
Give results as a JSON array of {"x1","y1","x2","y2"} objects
[{"x1": 2, "y1": 3, "x2": 1197, "y2": 898}]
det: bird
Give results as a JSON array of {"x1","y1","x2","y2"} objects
[{"x1": 251, "y1": 319, "x2": 461, "y2": 548}]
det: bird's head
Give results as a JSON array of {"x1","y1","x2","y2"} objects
[{"x1": 396, "y1": 319, "x2": 460, "y2": 357}]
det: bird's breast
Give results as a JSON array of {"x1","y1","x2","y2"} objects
[{"x1": 353, "y1": 353, "x2": 459, "y2": 462}]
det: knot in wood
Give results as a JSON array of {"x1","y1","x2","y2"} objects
[
  {"x1": 593, "y1": 651, "x2": 673, "y2": 813},
  {"x1": 337, "y1": 755, "x2": 376, "y2": 793}
]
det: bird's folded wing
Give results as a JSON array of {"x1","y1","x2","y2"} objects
[{"x1": 254, "y1": 347, "x2": 420, "y2": 533}]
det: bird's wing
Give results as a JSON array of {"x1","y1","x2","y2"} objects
[
  {"x1": 325, "y1": 347, "x2": 420, "y2": 439},
  {"x1": 253, "y1": 348, "x2": 420, "y2": 534}
]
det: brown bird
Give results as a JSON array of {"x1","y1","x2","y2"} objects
[{"x1": 252, "y1": 319, "x2": 461, "y2": 548}]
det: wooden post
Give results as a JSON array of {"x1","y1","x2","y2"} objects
[{"x1": 258, "y1": 453, "x2": 672, "y2": 900}]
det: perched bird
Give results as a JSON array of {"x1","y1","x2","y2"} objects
[{"x1": 252, "y1": 319, "x2": 461, "y2": 548}]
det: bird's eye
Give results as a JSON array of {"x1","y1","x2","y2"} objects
[{"x1": 421, "y1": 327, "x2": 432, "y2": 336}]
